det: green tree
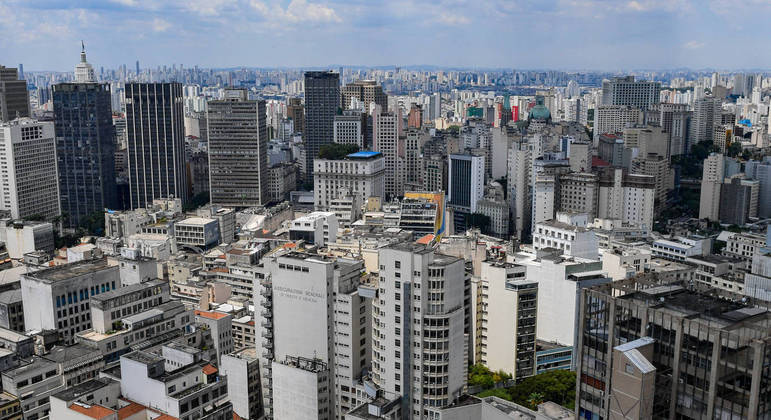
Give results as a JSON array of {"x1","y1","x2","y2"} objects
[
  {"x1": 477, "y1": 388, "x2": 510, "y2": 400},
  {"x1": 507, "y1": 370, "x2": 576, "y2": 410},
  {"x1": 79, "y1": 210, "x2": 106, "y2": 236},
  {"x1": 318, "y1": 143, "x2": 359, "y2": 160},
  {"x1": 726, "y1": 141, "x2": 742, "y2": 158},
  {"x1": 446, "y1": 125, "x2": 461, "y2": 135}
]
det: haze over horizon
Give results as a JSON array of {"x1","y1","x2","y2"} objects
[{"x1": 3, "y1": 0, "x2": 771, "y2": 72}]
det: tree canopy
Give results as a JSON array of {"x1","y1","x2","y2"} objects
[
  {"x1": 477, "y1": 370, "x2": 576, "y2": 410},
  {"x1": 318, "y1": 143, "x2": 359, "y2": 160}
]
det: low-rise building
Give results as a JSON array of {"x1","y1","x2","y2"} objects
[
  {"x1": 651, "y1": 235, "x2": 711, "y2": 261},
  {"x1": 532, "y1": 220, "x2": 599, "y2": 260},
  {"x1": 288, "y1": 212, "x2": 338, "y2": 247},
  {"x1": 175, "y1": 217, "x2": 221, "y2": 250},
  {"x1": 119, "y1": 350, "x2": 232, "y2": 419}
]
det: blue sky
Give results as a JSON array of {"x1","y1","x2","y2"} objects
[{"x1": 2, "y1": 0, "x2": 770, "y2": 71}]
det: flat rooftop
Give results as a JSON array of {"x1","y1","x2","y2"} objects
[
  {"x1": 52, "y1": 378, "x2": 115, "y2": 402},
  {"x1": 347, "y1": 150, "x2": 382, "y2": 159},
  {"x1": 23, "y1": 258, "x2": 112, "y2": 283},
  {"x1": 177, "y1": 217, "x2": 216, "y2": 226}
]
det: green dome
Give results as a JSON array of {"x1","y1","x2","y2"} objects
[{"x1": 529, "y1": 104, "x2": 551, "y2": 120}]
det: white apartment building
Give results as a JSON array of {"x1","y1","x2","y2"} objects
[
  {"x1": 21, "y1": 258, "x2": 121, "y2": 344},
  {"x1": 314, "y1": 151, "x2": 385, "y2": 211},
  {"x1": 194, "y1": 310, "x2": 234, "y2": 365},
  {"x1": 477, "y1": 261, "x2": 537, "y2": 380},
  {"x1": 272, "y1": 357, "x2": 331, "y2": 420},
  {"x1": 532, "y1": 220, "x2": 599, "y2": 260},
  {"x1": 373, "y1": 111, "x2": 404, "y2": 199},
  {"x1": 601, "y1": 248, "x2": 652, "y2": 281},
  {"x1": 514, "y1": 251, "x2": 609, "y2": 363},
  {"x1": 0, "y1": 118, "x2": 61, "y2": 220},
  {"x1": 373, "y1": 244, "x2": 467, "y2": 418},
  {"x1": 333, "y1": 110, "x2": 367, "y2": 148},
  {"x1": 256, "y1": 252, "x2": 370, "y2": 419},
  {"x1": 288, "y1": 211, "x2": 338, "y2": 247},
  {"x1": 699, "y1": 153, "x2": 725, "y2": 221},
  {"x1": 598, "y1": 169, "x2": 656, "y2": 230},
  {"x1": 119, "y1": 350, "x2": 232, "y2": 419},
  {"x1": 175, "y1": 217, "x2": 221, "y2": 249},
  {"x1": 532, "y1": 174, "x2": 556, "y2": 229},
  {"x1": 220, "y1": 348, "x2": 261, "y2": 420},
  {"x1": 592, "y1": 105, "x2": 642, "y2": 146},
  {"x1": 723, "y1": 232, "x2": 767, "y2": 262},
  {"x1": 651, "y1": 236, "x2": 711, "y2": 261}
]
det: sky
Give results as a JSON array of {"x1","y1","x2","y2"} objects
[{"x1": 2, "y1": 0, "x2": 771, "y2": 72}]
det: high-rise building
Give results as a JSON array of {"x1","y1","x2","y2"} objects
[
  {"x1": 631, "y1": 153, "x2": 673, "y2": 213},
  {"x1": 577, "y1": 279, "x2": 771, "y2": 419},
  {"x1": 304, "y1": 71, "x2": 340, "y2": 180},
  {"x1": 52, "y1": 47, "x2": 117, "y2": 227},
  {"x1": 476, "y1": 261, "x2": 537, "y2": 380},
  {"x1": 601, "y1": 76, "x2": 661, "y2": 109},
  {"x1": 404, "y1": 129, "x2": 426, "y2": 190},
  {"x1": 691, "y1": 95, "x2": 721, "y2": 146},
  {"x1": 699, "y1": 153, "x2": 725, "y2": 221},
  {"x1": 646, "y1": 103, "x2": 691, "y2": 156},
  {"x1": 0, "y1": 118, "x2": 61, "y2": 221},
  {"x1": 341, "y1": 80, "x2": 387, "y2": 112},
  {"x1": 719, "y1": 177, "x2": 752, "y2": 225},
  {"x1": 0, "y1": 65, "x2": 29, "y2": 122},
  {"x1": 593, "y1": 105, "x2": 642, "y2": 146},
  {"x1": 373, "y1": 244, "x2": 468, "y2": 418},
  {"x1": 333, "y1": 110, "x2": 367, "y2": 148},
  {"x1": 558, "y1": 172, "x2": 599, "y2": 219},
  {"x1": 598, "y1": 169, "x2": 656, "y2": 229},
  {"x1": 286, "y1": 97, "x2": 305, "y2": 135},
  {"x1": 448, "y1": 152, "x2": 485, "y2": 232},
  {"x1": 373, "y1": 110, "x2": 404, "y2": 199},
  {"x1": 207, "y1": 88, "x2": 268, "y2": 207},
  {"x1": 423, "y1": 154, "x2": 446, "y2": 193},
  {"x1": 507, "y1": 140, "x2": 532, "y2": 240},
  {"x1": 125, "y1": 83, "x2": 187, "y2": 208},
  {"x1": 313, "y1": 150, "x2": 385, "y2": 211},
  {"x1": 255, "y1": 252, "x2": 370, "y2": 418}
]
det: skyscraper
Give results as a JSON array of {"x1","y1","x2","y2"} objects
[
  {"x1": 303, "y1": 71, "x2": 339, "y2": 181},
  {"x1": 0, "y1": 65, "x2": 30, "y2": 122},
  {"x1": 52, "y1": 46, "x2": 117, "y2": 227},
  {"x1": 601, "y1": 76, "x2": 661, "y2": 109},
  {"x1": 341, "y1": 79, "x2": 387, "y2": 112},
  {"x1": 0, "y1": 118, "x2": 61, "y2": 221},
  {"x1": 373, "y1": 110, "x2": 404, "y2": 199},
  {"x1": 125, "y1": 83, "x2": 187, "y2": 209},
  {"x1": 448, "y1": 152, "x2": 485, "y2": 231},
  {"x1": 691, "y1": 95, "x2": 721, "y2": 146},
  {"x1": 373, "y1": 244, "x2": 468, "y2": 418},
  {"x1": 207, "y1": 89, "x2": 268, "y2": 207}
]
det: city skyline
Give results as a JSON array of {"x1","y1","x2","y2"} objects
[{"x1": 3, "y1": 0, "x2": 771, "y2": 71}]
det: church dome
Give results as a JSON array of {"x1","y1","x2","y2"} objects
[{"x1": 528, "y1": 104, "x2": 551, "y2": 120}]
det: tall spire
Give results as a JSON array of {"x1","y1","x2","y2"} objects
[{"x1": 75, "y1": 41, "x2": 96, "y2": 83}]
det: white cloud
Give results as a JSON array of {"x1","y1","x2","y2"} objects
[
  {"x1": 683, "y1": 40, "x2": 704, "y2": 49},
  {"x1": 251, "y1": 0, "x2": 341, "y2": 24},
  {"x1": 152, "y1": 18, "x2": 171, "y2": 32},
  {"x1": 185, "y1": 0, "x2": 233, "y2": 16},
  {"x1": 436, "y1": 12, "x2": 470, "y2": 25}
]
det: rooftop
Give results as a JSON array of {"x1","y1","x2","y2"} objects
[
  {"x1": 68, "y1": 402, "x2": 115, "y2": 420},
  {"x1": 23, "y1": 258, "x2": 113, "y2": 283},
  {"x1": 177, "y1": 217, "x2": 216, "y2": 226},
  {"x1": 347, "y1": 150, "x2": 382, "y2": 159},
  {"x1": 195, "y1": 309, "x2": 230, "y2": 320},
  {"x1": 52, "y1": 378, "x2": 116, "y2": 402}
]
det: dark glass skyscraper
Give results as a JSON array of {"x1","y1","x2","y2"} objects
[
  {"x1": 125, "y1": 83, "x2": 187, "y2": 209},
  {"x1": 52, "y1": 83, "x2": 117, "y2": 227},
  {"x1": 303, "y1": 71, "x2": 340, "y2": 181},
  {"x1": 0, "y1": 65, "x2": 29, "y2": 122}
]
